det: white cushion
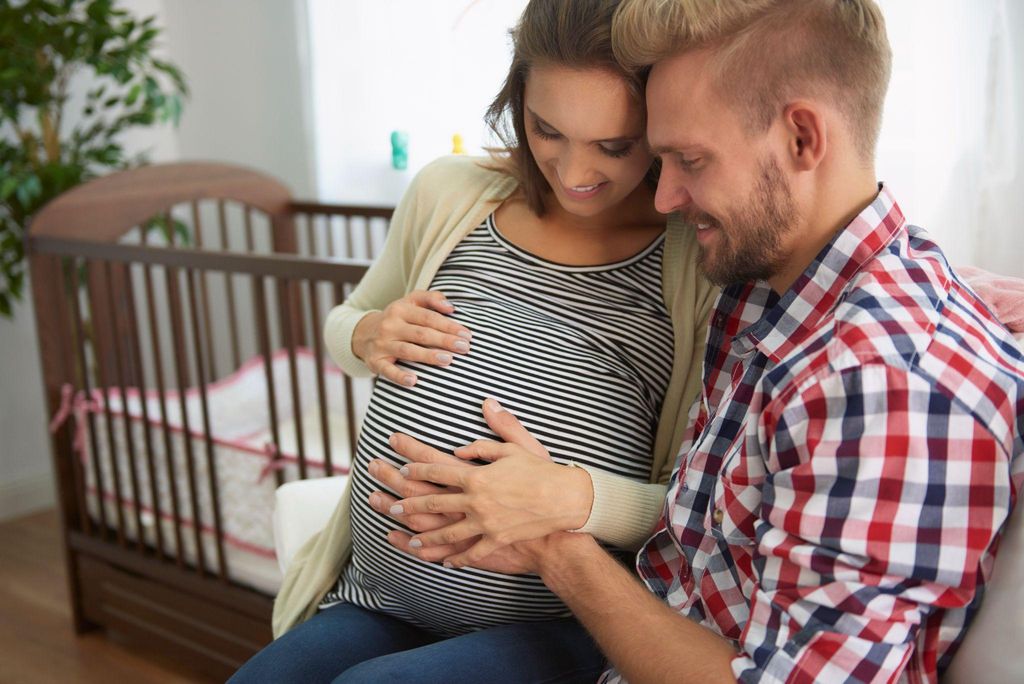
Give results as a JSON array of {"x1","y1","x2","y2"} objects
[
  {"x1": 272, "y1": 475, "x2": 348, "y2": 574},
  {"x1": 945, "y1": 496, "x2": 1024, "y2": 683}
]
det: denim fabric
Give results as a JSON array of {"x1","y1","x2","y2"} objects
[{"x1": 228, "y1": 602, "x2": 605, "y2": 684}]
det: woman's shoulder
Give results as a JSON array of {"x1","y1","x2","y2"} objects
[
  {"x1": 662, "y1": 212, "x2": 718, "y2": 308},
  {"x1": 663, "y1": 213, "x2": 701, "y2": 268},
  {"x1": 410, "y1": 155, "x2": 515, "y2": 200}
]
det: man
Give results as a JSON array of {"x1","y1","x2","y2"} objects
[{"x1": 382, "y1": 1, "x2": 1024, "y2": 681}]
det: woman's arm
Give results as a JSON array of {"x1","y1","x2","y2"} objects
[{"x1": 323, "y1": 161, "x2": 472, "y2": 381}]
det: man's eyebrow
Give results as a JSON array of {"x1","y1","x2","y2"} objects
[
  {"x1": 648, "y1": 142, "x2": 708, "y2": 156},
  {"x1": 527, "y1": 108, "x2": 642, "y2": 144}
]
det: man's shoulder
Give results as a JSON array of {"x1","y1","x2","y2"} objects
[
  {"x1": 827, "y1": 228, "x2": 949, "y2": 367},
  {"x1": 823, "y1": 226, "x2": 1023, "y2": 391}
]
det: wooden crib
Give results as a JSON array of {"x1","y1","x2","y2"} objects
[{"x1": 27, "y1": 162, "x2": 392, "y2": 680}]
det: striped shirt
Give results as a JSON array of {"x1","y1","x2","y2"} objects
[
  {"x1": 602, "y1": 186, "x2": 1024, "y2": 683},
  {"x1": 322, "y1": 215, "x2": 675, "y2": 636}
]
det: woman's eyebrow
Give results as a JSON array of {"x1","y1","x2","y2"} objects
[
  {"x1": 527, "y1": 108, "x2": 642, "y2": 144},
  {"x1": 527, "y1": 108, "x2": 559, "y2": 132}
]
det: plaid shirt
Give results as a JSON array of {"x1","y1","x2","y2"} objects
[{"x1": 603, "y1": 187, "x2": 1024, "y2": 684}]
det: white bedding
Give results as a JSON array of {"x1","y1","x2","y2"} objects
[{"x1": 78, "y1": 348, "x2": 366, "y2": 595}]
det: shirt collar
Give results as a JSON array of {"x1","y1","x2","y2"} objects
[{"x1": 739, "y1": 184, "x2": 906, "y2": 362}]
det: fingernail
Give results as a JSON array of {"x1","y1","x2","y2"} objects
[
  {"x1": 368, "y1": 460, "x2": 378, "y2": 475},
  {"x1": 389, "y1": 504, "x2": 404, "y2": 515},
  {"x1": 369, "y1": 493, "x2": 381, "y2": 509},
  {"x1": 453, "y1": 340, "x2": 470, "y2": 353},
  {"x1": 409, "y1": 538, "x2": 422, "y2": 548},
  {"x1": 485, "y1": 398, "x2": 506, "y2": 413},
  {"x1": 389, "y1": 434, "x2": 398, "y2": 447},
  {"x1": 400, "y1": 465, "x2": 410, "y2": 477},
  {"x1": 443, "y1": 561, "x2": 453, "y2": 569},
  {"x1": 436, "y1": 352, "x2": 453, "y2": 364},
  {"x1": 401, "y1": 374, "x2": 416, "y2": 387},
  {"x1": 457, "y1": 330, "x2": 472, "y2": 340}
]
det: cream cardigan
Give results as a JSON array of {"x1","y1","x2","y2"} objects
[{"x1": 272, "y1": 155, "x2": 717, "y2": 637}]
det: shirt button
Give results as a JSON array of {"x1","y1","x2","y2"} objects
[{"x1": 713, "y1": 509, "x2": 724, "y2": 524}]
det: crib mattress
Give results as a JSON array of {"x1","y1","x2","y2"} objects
[{"x1": 78, "y1": 348, "x2": 361, "y2": 595}]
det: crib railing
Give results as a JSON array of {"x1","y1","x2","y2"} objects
[
  {"x1": 29, "y1": 230, "x2": 374, "y2": 589},
  {"x1": 24, "y1": 162, "x2": 396, "y2": 675}
]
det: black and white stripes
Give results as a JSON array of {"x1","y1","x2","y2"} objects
[{"x1": 321, "y1": 215, "x2": 674, "y2": 636}]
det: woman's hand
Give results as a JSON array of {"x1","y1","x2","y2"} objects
[
  {"x1": 365, "y1": 428, "x2": 475, "y2": 535},
  {"x1": 365, "y1": 457, "x2": 464, "y2": 534},
  {"x1": 351, "y1": 290, "x2": 472, "y2": 387},
  {"x1": 388, "y1": 399, "x2": 595, "y2": 568},
  {"x1": 387, "y1": 529, "x2": 546, "y2": 575}
]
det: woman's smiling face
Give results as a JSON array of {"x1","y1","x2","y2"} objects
[{"x1": 523, "y1": 65, "x2": 654, "y2": 219}]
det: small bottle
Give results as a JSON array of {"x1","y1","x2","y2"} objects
[
  {"x1": 390, "y1": 130, "x2": 409, "y2": 170},
  {"x1": 451, "y1": 133, "x2": 466, "y2": 155}
]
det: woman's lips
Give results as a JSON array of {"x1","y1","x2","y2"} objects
[{"x1": 562, "y1": 181, "x2": 607, "y2": 200}]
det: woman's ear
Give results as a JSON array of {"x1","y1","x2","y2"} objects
[{"x1": 782, "y1": 101, "x2": 827, "y2": 171}]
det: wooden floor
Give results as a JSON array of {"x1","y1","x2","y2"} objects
[{"x1": 0, "y1": 509, "x2": 216, "y2": 683}]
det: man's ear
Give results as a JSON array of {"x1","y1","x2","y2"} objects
[{"x1": 782, "y1": 101, "x2": 827, "y2": 171}]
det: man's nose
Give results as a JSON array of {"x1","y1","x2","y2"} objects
[{"x1": 654, "y1": 166, "x2": 693, "y2": 215}]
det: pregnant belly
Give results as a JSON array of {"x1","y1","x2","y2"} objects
[{"x1": 339, "y1": 328, "x2": 656, "y2": 635}]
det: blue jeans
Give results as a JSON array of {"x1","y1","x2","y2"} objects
[{"x1": 228, "y1": 603, "x2": 606, "y2": 683}]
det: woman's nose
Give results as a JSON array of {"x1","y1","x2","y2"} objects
[{"x1": 556, "y1": 147, "x2": 599, "y2": 188}]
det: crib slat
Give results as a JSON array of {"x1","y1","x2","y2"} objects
[
  {"x1": 122, "y1": 262, "x2": 166, "y2": 559},
  {"x1": 244, "y1": 206, "x2": 255, "y2": 253},
  {"x1": 279, "y1": 279, "x2": 307, "y2": 480},
  {"x1": 164, "y1": 262, "x2": 208, "y2": 577},
  {"x1": 186, "y1": 267, "x2": 229, "y2": 581},
  {"x1": 106, "y1": 261, "x2": 146, "y2": 553},
  {"x1": 192, "y1": 201, "x2": 217, "y2": 379},
  {"x1": 253, "y1": 276, "x2": 285, "y2": 488},
  {"x1": 219, "y1": 200, "x2": 241, "y2": 370},
  {"x1": 140, "y1": 230, "x2": 185, "y2": 567},
  {"x1": 325, "y1": 214, "x2": 335, "y2": 258},
  {"x1": 307, "y1": 280, "x2": 334, "y2": 475},
  {"x1": 363, "y1": 218, "x2": 372, "y2": 260},
  {"x1": 87, "y1": 261, "x2": 127, "y2": 546},
  {"x1": 305, "y1": 213, "x2": 316, "y2": 258},
  {"x1": 64, "y1": 258, "x2": 93, "y2": 537},
  {"x1": 345, "y1": 217, "x2": 355, "y2": 259}
]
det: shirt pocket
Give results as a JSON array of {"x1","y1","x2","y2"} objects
[{"x1": 707, "y1": 442, "x2": 766, "y2": 546}]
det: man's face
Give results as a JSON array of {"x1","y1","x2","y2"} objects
[{"x1": 646, "y1": 50, "x2": 798, "y2": 287}]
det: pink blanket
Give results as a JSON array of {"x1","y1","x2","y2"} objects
[{"x1": 957, "y1": 265, "x2": 1024, "y2": 335}]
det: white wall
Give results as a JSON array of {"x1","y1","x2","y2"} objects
[
  {"x1": 307, "y1": 0, "x2": 528, "y2": 205},
  {"x1": 0, "y1": 0, "x2": 313, "y2": 521},
  {"x1": 875, "y1": 0, "x2": 1022, "y2": 275},
  {"x1": 161, "y1": 0, "x2": 316, "y2": 196}
]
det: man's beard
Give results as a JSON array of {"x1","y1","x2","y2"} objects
[{"x1": 686, "y1": 157, "x2": 797, "y2": 287}]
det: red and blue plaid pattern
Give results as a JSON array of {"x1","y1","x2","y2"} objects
[{"x1": 606, "y1": 187, "x2": 1024, "y2": 684}]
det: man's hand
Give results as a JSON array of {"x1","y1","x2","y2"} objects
[{"x1": 388, "y1": 399, "x2": 595, "y2": 567}]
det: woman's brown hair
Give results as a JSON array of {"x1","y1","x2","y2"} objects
[{"x1": 485, "y1": 0, "x2": 656, "y2": 216}]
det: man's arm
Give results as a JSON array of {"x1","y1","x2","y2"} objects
[
  {"x1": 727, "y1": 363, "x2": 1015, "y2": 683},
  {"x1": 527, "y1": 532, "x2": 738, "y2": 684}
]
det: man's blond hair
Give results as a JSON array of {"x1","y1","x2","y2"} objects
[{"x1": 612, "y1": 0, "x2": 892, "y2": 162}]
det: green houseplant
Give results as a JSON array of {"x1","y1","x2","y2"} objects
[{"x1": 0, "y1": 0, "x2": 188, "y2": 318}]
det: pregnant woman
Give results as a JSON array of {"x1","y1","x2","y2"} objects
[{"x1": 231, "y1": 1, "x2": 715, "y2": 682}]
